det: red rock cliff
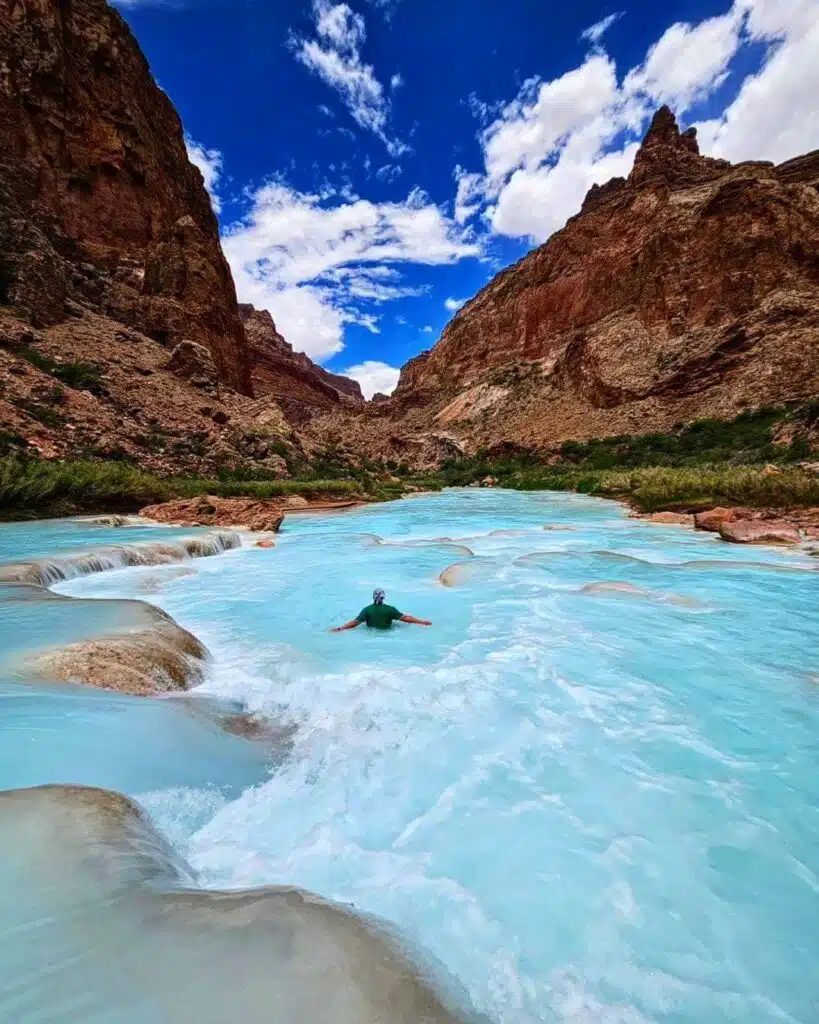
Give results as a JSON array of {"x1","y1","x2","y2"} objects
[
  {"x1": 387, "y1": 107, "x2": 819, "y2": 449},
  {"x1": 241, "y1": 305, "x2": 362, "y2": 423},
  {"x1": 0, "y1": 0, "x2": 251, "y2": 393}
]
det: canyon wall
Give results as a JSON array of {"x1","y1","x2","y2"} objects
[
  {"x1": 0, "y1": 0, "x2": 250, "y2": 392},
  {"x1": 328, "y1": 107, "x2": 818, "y2": 462}
]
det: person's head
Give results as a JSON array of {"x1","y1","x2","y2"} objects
[{"x1": 373, "y1": 587, "x2": 386, "y2": 605}]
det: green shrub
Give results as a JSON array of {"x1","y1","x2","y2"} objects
[
  {"x1": 507, "y1": 464, "x2": 819, "y2": 511},
  {"x1": 0, "y1": 457, "x2": 364, "y2": 516},
  {"x1": 15, "y1": 345, "x2": 106, "y2": 396}
]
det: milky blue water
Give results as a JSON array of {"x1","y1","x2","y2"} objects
[{"x1": 2, "y1": 491, "x2": 819, "y2": 1022}]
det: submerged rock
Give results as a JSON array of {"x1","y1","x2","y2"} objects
[
  {"x1": 0, "y1": 785, "x2": 489, "y2": 1024},
  {"x1": 141, "y1": 496, "x2": 285, "y2": 532},
  {"x1": 439, "y1": 558, "x2": 495, "y2": 587},
  {"x1": 581, "y1": 581, "x2": 703, "y2": 607},
  {"x1": 86, "y1": 515, "x2": 134, "y2": 528},
  {"x1": 719, "y1": 520, "x2": 802, "y2": 545}
]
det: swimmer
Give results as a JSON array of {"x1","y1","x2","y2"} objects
[{"x1": 330, "y1": 588, "x2": 432, "y2": 632}]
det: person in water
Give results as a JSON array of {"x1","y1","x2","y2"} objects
[{"x1": 329, "y1": 588, "x2": 432, "y2": 632}]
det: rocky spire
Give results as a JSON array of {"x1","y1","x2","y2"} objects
[{"x1": 629, "y1": 105, "x2": 729, "y2": 187}]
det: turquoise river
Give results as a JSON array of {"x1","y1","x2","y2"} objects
[{"x1": 0, "y1": 489, "x2": 817, "y2": 1023}]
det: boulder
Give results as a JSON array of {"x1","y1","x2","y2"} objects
[
  {"x1": 283, "y1": 495, "x2": 310, "y2": 509},
  {"x1": 695, "y1": 506, "x2": 738, "y2": 532},
  {"x1": 141, "y1": 496, "x2": 285, "y2": 532},
  {"x1": 88, "y1": 515, "x2": 132, "y2": 527},
  {"x1": 760, "y1": 464, "x2": 781, "y2": 477},
  {"x1": 166, "y1": 340, "x2": 218, "y2": 390},
  {"x1": 480, "y1": 476, "x2": 497, "y2": 488},
  {"x1": 719, "y1": 520, "x2": 802, "y2": 545}
]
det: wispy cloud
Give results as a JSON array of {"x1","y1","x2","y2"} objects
[
  {"x1": 293, "y1": 0, "x2": 406, "y2": 156},
  {"x1": 222, "y1": 180, "x2": 479, "y2": 361},
  {"x1": 580, "y1": 11, "x2": 624, "y2": 47},
  {"x1": 444, "y1": 297, "x2": 466, "y2": 312}
]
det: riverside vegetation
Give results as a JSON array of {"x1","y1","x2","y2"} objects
[
  {"x1": 0, "y1": 458, "x2": 369, "y2": 520},
  {"x1": 411, "y1": 407, "x2": 819, "y2": 512},
  {"x1": 1, "y1": 408, "x2": 817, "y2": 520}
]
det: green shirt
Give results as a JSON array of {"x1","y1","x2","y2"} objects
[{"x1": 356, "y1": 603, "x2": 403, "y2": 629}]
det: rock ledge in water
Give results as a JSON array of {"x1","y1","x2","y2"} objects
[
  {"x1": 719, "y1": 520, "x2": 802, "y2": 545},
  {"x1": 639, "y1": 511, "x2": 695, "y2": 526},
  {"x1": 23, "y1": 618, "x2": 208, "y2": 696},
  {"x1": 0, "y1": 532, "x2": 240, "y2": 587},
  {"x1": 141, "y1": 496, "x2": 285, "y2": 532},
  {"x1": 0, "y1": 784, "x2": 487, "y2": 1024}
]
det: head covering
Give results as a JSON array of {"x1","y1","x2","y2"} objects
[{"x1": 373, "y1": 588, "x2": 386, "y2": 605}]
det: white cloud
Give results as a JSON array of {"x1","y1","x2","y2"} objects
[
  {"x1": 489, "y1": 142, "x2": 639, "y2": 241},
  {"x1": 694, "y1": 0, "x2": 819, "y2": 163},
  {"x1": 185, "y1": 136, "x2": 223, "y2": 215},
  {"x1": 444, "y1": 297, "x2": 466, "y2": 312},
  {"x1": 581, "y1": 12, "x2": 624, "y2": 47},
  {"x1": 623, "y1": 9, "x2": 742, "y2": 109},
  {"x1": 422, "y1": 325, "x2": 434, "y2": 333},
  {"x1": 342, "y1": 360, "x2": 401, "y2": 398},
  {"x1": 453, "y1": 165, "x2": 484, "y2": 224},
  {"x1": 390, "y1": 73, "x2": 404, "y2": 90},
  {"x1": 293, "y1": 0, "x2": 406, "y2": 156},
  {"x1": 455, "y1": 0, "x2": 819, "y2": 244},
  {"x1": 222, "y1": 181, "x2": 479, "y2": 361},
  {"x1": 480, "y1": 56, "x2": 624, "y2": 186}
]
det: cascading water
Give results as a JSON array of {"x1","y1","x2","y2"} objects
[{"x1": 1, "y1": 491, "x2": 818, "y2": 1022}]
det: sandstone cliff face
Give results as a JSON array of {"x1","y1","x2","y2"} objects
[
  {"x1": 241, "y1": 304, "x2": 362, "y2": 422},
  {"x1": 0, "y1": 0, "x2": 250, "y2": 392},
  {"x1": 380, "y1": 107, "x2": 819, "y2": 454},
  {"x1": 0, "y1": 0, "x2": 312, "y2": 475}
]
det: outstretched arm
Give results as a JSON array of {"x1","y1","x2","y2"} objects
[
  {"x1": 399, "y1": 614, "x2": 432, "y2": 627},
  {"x1": 329, "y1": 619, "x2": 362, "y2": 633}
]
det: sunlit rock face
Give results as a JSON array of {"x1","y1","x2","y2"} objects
[
  {"x1": 0, "y1": 785, "x2": 489, "y2": 1024},
  {"x1": 316, "y1": 107, "x2": 819, "y2": 464},
  {"x1": 0, "y1": 0, "x2": 250, "y2": 392}
]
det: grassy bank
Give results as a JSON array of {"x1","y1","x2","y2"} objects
[
  {"x1": 503, "y1": 465, "x2": 819, "y2": 512},
  {"x1": 0, "y1": 457, "x2": 367, "y2": 520},
  {"x1": 418, "y1": 408, "x2": 819, "y2": 512}
]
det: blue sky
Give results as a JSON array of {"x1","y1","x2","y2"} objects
[{"x1": 114, "y1": 0, "x2": 816, "y2": 396}]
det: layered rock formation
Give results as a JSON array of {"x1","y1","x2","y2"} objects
[
  {"x1": 0, "y1": 0, "x2": 251, "y2": 391},
  {"x1": 319, "y1": 107, "x2": 819, "y2": 463},
  {"x1": 241, "y1": 305, "x2": 362, "y2": 422}
]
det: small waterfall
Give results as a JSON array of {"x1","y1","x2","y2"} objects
[{"x1": 0, "y1": 532, "x2": 241, "y2": 588}]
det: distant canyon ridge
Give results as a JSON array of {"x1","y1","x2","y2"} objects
[{"x1": 0, "y1": 0, "x2": 817, "y2": 475}]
